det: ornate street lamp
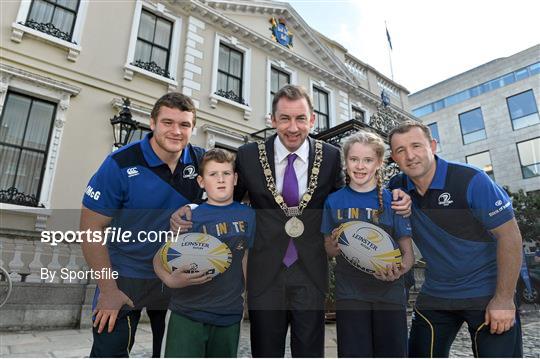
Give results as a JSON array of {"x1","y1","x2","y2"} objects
[{"x1": 110, "y1": 98, "x2": 138, "y2": 148}]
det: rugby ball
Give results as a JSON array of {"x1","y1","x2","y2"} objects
[
  {"x1": 160, "y1": 232, "x2": 232, "y2": 278},
  {"x1": 336, "y1": 221, "x2": 402, "y2": 274}
]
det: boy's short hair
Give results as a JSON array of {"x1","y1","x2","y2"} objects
[
  {"x1": 388, "y1": 120, "x2": 433, "y2": 149},
  {"x1": 199, "y1": 148, "x2": 236, "y2": 175}
]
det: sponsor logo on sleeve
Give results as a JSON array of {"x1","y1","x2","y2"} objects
[
  {"x1": 438, "y1": 192, "x2": 454, "y2": 206},
  {"x1": 127, "y1": 167, "x2": 139, "y2": 178},
  {"x1": 85, "y1": 185, "x2": 101, "y2": 200},
  {"x1": 489, "y1": 200, "x2": 511, "y2": 217}
]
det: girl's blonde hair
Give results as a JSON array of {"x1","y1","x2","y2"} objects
[{"x1": 342, "y1": 131, "x2": 386, "y2": 214}]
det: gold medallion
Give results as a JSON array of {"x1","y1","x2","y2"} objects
[
  {"x1": 285, "y1": 217, "x2": 304, "y2": 238},
  {"x1": 256, "y1": 139, "x2": 323, "y2": 240}
]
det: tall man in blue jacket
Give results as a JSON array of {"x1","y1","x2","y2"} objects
[{"x1": 388, "y1": 121, "x2": 523, "y2": 357}]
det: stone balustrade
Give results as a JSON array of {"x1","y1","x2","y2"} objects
[
  {"x1": 1, "y1": 230, "x2": 89, "y2": 284},
  {"x1": 344, "y1": 58, "x2": 368, "y2": 80},
  {"x1": 0, "y1": 229, "x2": 91, "y2": 330}
]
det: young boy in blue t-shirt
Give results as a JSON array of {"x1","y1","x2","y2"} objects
[{"x1": 153, "y1": 148, "x2": 255, "y2": 357}]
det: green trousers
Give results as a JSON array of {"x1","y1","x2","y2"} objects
[{"x1": 162, "y1": 311, "x2": 240, "y2": 357}]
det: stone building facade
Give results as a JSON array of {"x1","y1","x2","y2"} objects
[
  {"x1": 410, "y1": 45, "x2": 540, "y2": 194},
  {"x1": 0, "y1": 0, "x2": 413, "y2": 329}
]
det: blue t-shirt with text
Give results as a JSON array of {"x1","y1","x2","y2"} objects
[
  {"x1": 169, "y1": 201, "x2": 256, "y2": 326},
  {"x1": 388, "y1": 156, "x2": 515, "y2": 298},
  {"x1": 321, "y1": 186, "x2": 411, "y2": 305}
]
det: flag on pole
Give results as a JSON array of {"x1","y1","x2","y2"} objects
[
  {"x1": 385, "y1": 21, "x2": 394, "y2": 80},
  {"x1": 386, "y1": 25, "x2": 393, "y2": 50}
]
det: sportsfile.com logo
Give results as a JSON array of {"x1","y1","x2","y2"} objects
[{"x1": 127, "y1": 167, "x2": 139, "y2": 177}]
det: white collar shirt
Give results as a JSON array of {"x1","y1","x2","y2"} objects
[{"x1": 274, "y1": 136, "x2": 310, "y2": 200}]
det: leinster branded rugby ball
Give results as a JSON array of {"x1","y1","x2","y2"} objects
[
  {"x1": 160, "y1": 233, "x2": 232, "y2": 278},
  {"x1": 336, "y1": 221, "x2": 402, "y2": 274}
]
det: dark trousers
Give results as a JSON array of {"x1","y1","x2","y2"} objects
[
  {"x1": 90, "y1": 309, "x2": 166, "y2": 357},
  {"x1": 409, "y1": 294, "x2": 523, "y2": 358},
  {"x1": 248, "y1": 262, "x2": 325, "y2": 357},
  {"x1": 336, "y1": 299, "x2": 408, "y2": 358},
  {"x1": 90, "y1": 277, "x2": 170, "y2": 358}
]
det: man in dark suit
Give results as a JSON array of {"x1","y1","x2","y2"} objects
[
  {"x1": 234, "y1": 85, "x2": 344, "y2": 357},
  {"x1": 169, "y1": 86, "x2": 411, "y2": 357}
]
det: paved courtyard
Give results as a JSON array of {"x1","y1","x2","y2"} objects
[{"x1": 1, "y1": 305, "x2": 539, "y2": 357}]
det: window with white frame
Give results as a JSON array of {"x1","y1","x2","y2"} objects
[
  {"x1": 517, "y1": 137, "x2": 540, "y2": 179},
  {"x1": 124, "y1": 1, "x2": 181, "y2": 85},
  {"x1": 0, "y1": 91, "x2": 56, "y2": 207},
  {"x1": 0, "y1": 64, "x2": 79, "y2": 209},
  {"x1": 24, "y1": 0, "x2": 80, "y2": 42},
  {"x1": 270, "y1": 67, "x2": 290, "y2": 100},
  {"x1": 313, "y1": 86, "x2": 329, "y2": 132},
  {"x1": 133, "y1": 9, "x2": 173, "y2": 78},
  {"x1": 210, "y1": 35, "x2": 251, "y2": 114},
  {"x1": 266, "y1": 60, "x2": 296, "y2": 116},
  {"x1": 12, "y1": 0, "x2": 88, "y2": 60},
  {"x1": 216, "y1": 43, "x2": 245, "y2": 105}
]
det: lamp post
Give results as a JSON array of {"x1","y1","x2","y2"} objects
[{"x1": 110, "y1": 98, "x2": 138, "y2": 148}]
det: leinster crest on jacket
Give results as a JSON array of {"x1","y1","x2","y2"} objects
[{"x1": 269, "y1": 17, "x2": 293, "y2": 49}]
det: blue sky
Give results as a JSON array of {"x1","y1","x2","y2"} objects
[{"x1": 288, "y1": 0, "x2": 540, "y2": 93}]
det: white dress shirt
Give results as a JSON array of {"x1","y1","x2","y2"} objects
[{"x1": 274, "y1": 136, "x2": 309, "y2": 202}]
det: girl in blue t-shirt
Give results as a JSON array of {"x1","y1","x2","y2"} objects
[{"x1": 321, "y1": 131, "x2": 414, "y2": 357}]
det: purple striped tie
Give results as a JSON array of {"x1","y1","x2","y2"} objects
[{"x1": 282, "y1": 153, "x2": 299, "y2": 267}]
